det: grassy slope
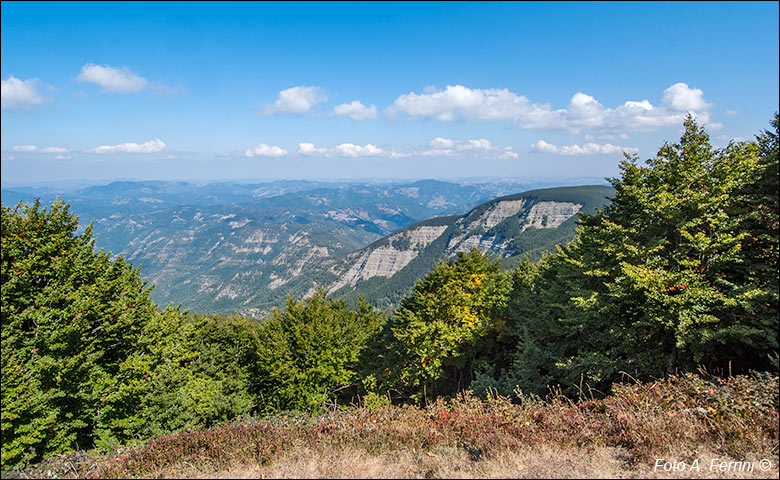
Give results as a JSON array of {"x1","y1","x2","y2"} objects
[{"x1": 8, "y1": 372, "x2": 777, "y2": 479}]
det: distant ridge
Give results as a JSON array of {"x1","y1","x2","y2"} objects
[{"x1": 314, "y1": 185, "x2": 614, "y2": 310}]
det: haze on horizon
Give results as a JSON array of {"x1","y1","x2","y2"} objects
[{"x1": 2, "y1": 1, "x2": 778, "y2": 185}]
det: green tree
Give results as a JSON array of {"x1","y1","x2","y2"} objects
[
  {"x1": 371, "y1": 248, "x2": 511, "y2": 403},
  {"x1": 252, "y1": 290, "x2": 382, "y2": 413},
  {"x1": 501, "y1": 116, "x2": 777, "y2": 398},
  {"x1": 2, "y1": 200, "x2": 270, "y2": 466},
  {"x1": 731, "y1": 113, "x2": 779, "y2": 371},
  {"x1": 575, "y1": 115, "x2": 773, "y2": 376},
  {"x1": 95, "y1": 311, "x2": 260, "y2": 445},
  {"x1": 1, "y1": 200, "x2": 156, "y2": 467}
]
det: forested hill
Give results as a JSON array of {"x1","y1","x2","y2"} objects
[
  {"x1": 324, "y1": 185, "x2": 614, "y2": 309},
  {"x1": 1, "y1": 115, "x2": 777, "y2": 472},
  {"x1": 3, "y1": 178, "x2": 602, "y2": 317}
]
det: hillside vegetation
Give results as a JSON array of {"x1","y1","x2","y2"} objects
[
  {"x1": 1, "y1": 114, "x2": 778, "y2": 475},
  {"x1": 5, "y1": 372, "x2": 778, "y2": 478},
  {"x1": 328, "y1": 184, "x2": 614, "y2": 311},
  {"x1": 2, "y1": 179, "x2": 549, "y2": 317}
]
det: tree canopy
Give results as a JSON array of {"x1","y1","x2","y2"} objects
[{"x1": 1, "y1": 114, "x2": 777, "y2": 470}]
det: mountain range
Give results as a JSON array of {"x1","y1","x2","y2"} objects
[{"x1": 1, "y1": 179, "x2": 613, "y2": 316}]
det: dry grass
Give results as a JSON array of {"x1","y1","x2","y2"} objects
[
  {"x1": 149, "y1": 445, "x2": 779, "y2": 479},
  {"x1": 4, "y1": 372, "x2": 778, "y2": 479}
]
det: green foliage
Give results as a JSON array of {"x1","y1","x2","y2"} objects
[
  {"x1": 97, "y1": 312, "x2": 261, "y2": 446},
  {"x1": 370, "y1": 249, "x2": 511, "y2": 403},
  {"x1": 1, "y1": 200, "x2": 156, "y2": 467},
  {"x1": 1, "y1": 200, "x2": 266, "y2": 468},
  {"x1": 500, "y1": 115, "x2": 779, "y2": 397},
  {"x1": 2, "y1": 116, "x2": 777, "y2": 471},
  {"x1": 335, "y1": 186, "x2": 612, "y2": 312},
  {"x1": 252, "y1": 290, "x2": 383, "y2": 413}
]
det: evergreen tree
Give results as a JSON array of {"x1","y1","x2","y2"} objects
[
  {"x1": 252, "y1": 290, "x2": 382, "y2": 413},
  {"x1": 1, "y1": 200, "x2": 156, "y2": 467},
  {"x1": 501, "y1": 115, "x2": 777, "y2": 398}
]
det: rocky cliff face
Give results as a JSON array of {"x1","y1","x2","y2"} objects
[
  {"x1": 522, "y1": 201, "x2": 582, "y2": 230},
  {"x1": 444, "y1": 200, "x2": 581, "y2": 255},
  {"x1": 327, "y1": 225, "x2": 448, "y2": 293},
  {"x1": 467, "y1": 199, "x2": 527, "y2": 230},
  {"x1": 323, "y1": 185, "x2": 613, "y2": 309}
]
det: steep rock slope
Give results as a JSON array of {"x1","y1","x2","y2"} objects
[{"x1": 322, "y1": 185, "x2": 613, "y2": 309}]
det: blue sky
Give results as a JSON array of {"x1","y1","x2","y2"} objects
[{"x1": 1, "y1": 1, "x2": 778, "y2": 185}]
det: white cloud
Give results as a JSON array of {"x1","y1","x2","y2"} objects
[
  {"x1": 421, "y1": 148, "x2": 455, "y2": 157},
  {"x1": 331, "y1": 100, "x2": 377, "y2": 120},
  {"x1": 264, "y1": 86, "x2": 327, "y2": 115},
  {"x1": 716, "y1": 134, "x2": 746, "y2": 143},
  {"x1": 530, "y1": 140, "x2": 638, "y2": 156},
  {"x1": 335, "y1": 143, "x2": 384, "y2": 157},
  {"x1": 76, "y1": 63, "x2": 150, "y2": 94},
  {"x1": 387, "y1": 84, "x2": 541, "y2": 122},
  {"x1": 1, "y1": 76, "x2": 50, "y2": 109},
  {"x1": 245, "y1": 143, "x2": 288, "y2": 158},
  {"x1": 418, "y1": 137, "x2": 515, "y2": 159},
  {"x1": 455, "y1": 138, "x2": 493, "y2": 151},
  {"x1": 528, "y1": 140, "x2": 560, "y2": 154},
  {"x1": 91, "y1": 138, "x2": 167, "y2": 154},
  {"x1": 12, "y1": 145, "x2": 39, "y2": 152},
  {"x1": 298, "y1": 142, "x2": 324, "y2": 156},
  {"x1": 430, "y1": 137, "x2": 455, "y2": 148},
  {"x1": 387, "y1": 83, "x2": 714, "y2": 134},
  {"x1": 298, "y1": 142, "x2": 386, "y2": 158},
  {"x1": 11, "y1": 145, "x2": 69, "y2": 153},
  {"x1": 725, "y1": 109, "x2": 737, "y2": 116},
  {"x1": 54, "y1": 155, "x2": 71, "y2": 160},
  {"x1": 661, "y1": 82, "x2": 711, "y2": 111}
]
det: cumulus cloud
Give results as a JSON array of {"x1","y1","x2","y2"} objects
[
  {"x1": 529, "y1": 140, "x2": 638, "y2": 156},
  {"x1": 387, "y1": 83, "x2": 714, "y2": 134},
  {"x1": 11, "y1": 145, "x2": 69, "y2": 153},
  {"x1": 76, "y1": 63, "x2": 150, "y2": 94},
  {"x1": 387, "y1": 85, "x2": 541, "y2": 122},
  {"x1": 41, "y1": 146, "x2": 69, "y2": 153},
  {"x1": 430, "y1": 137, "x2": 455, "y2": 149},
  {"x1": 298, "y1": 142, "x2": 386, "y2": 158},
  {"x1": 11, "y1": 145, "x2": 39, "y2": 152},
  {"x1": 91, "y1": 138, "x2": 167, "y2": 154},
  {"x1": 418, "y1": 137, "x2": 516, "y2": 159},
  {"x1": 331, "y1": 100, "x2": 377, "y2": 120},
  {"x1": 334, "y1": 143, "x2": 384, "y2": 157},
  {"x1": 662, "y1": 82, "x2": 711, "y2": 111},
  {"x1": 455, "y1": 138, "x2": 493, "y2": 151},
  {"x1": 1, "y1": 76, "x2": 51, "y2": 109},
  {"x1": 265, "y1": 86, "x2": 327, "y2": 115},
  {"x1": 245, "y1": 143, "x2": 288, "y2": 158}
]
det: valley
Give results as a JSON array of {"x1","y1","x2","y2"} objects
[{"x1": 1, "y1": 178, "x2": 611, "y2": 316}]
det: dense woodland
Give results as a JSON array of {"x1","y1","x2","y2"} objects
[{"x1": 1, "y1": 115, "x2": 777, "y2": 469}]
